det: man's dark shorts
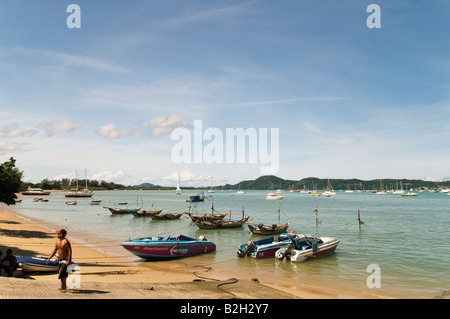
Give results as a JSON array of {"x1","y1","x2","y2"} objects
[{"x1": 58, "y1": 260, "x2": 68, "y2": 279}]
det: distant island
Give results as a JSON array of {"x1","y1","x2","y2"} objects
[
  {"x1": 219, "y1": 175, "x2": 450, "y2": 191},
  {"x1": 20, "y1": 175, "x2": 450, "y2": 192}
]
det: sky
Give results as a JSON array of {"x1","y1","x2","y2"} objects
[{"x1": 1, "y1": 0, "x2": 450, "y2": 187}]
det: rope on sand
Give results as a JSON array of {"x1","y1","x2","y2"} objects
[{"x1": 192, "y1": 264, "x2": 239, "y2": 299}]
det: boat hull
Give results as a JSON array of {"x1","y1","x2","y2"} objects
[
  {"x1": 21, "y1": 191, "x2": 51, "y2": 196},
  {"x1": 122, "y1": 235, "x2": 216, "y2": 260},
  {"x1": 237, "y1": 234, "x2": 291, "y2": 258},
  {"x1": 247, "y1": 222, "x2": 290, "y2": 235},
  {"x1": 194, "y1": 216, "x2": 249, "y2": 229},
  {"x1": 275, "y1": 236, "x2": 339, "y2": 262},
  {"x1": 65, "y1": 191, "x2": 94, "y2": 198},
  {"x1": 17, "y1": 257, "x2": 75, "y2": 272}
]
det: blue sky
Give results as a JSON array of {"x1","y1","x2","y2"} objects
[{"x1": 1, "y1": 1, "x2": 449, "y2": 187}]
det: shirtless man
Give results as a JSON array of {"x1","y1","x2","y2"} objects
[{"x1": 46, "y1": 229, "x2": 72, "y2": 291}]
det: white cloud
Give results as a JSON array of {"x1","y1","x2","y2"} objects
[
  {"x1": 149, "y1": 115, "x2": 191, "y2": 136},
  {"x1": 7, "y1": 47, "x2": 129, "y2": 73},
  {"x1": 43, "y1": 50, "x2": 129, "y2": 73},
  {"x1": 153, "y1": 170, "x2": 216, "y2": 187},
  {"x1": 91, "y1": 170, "x2": 127, "y2": 183},
  {"x1": 0, "y1": 141, "x2": 22, "y2": 155},
  {"x1": 38, "y1": 120, "x2": 84, "y2": 136},
  {"x1": 0, "y1": 122, "x2": 36, "y2": 137},
  {"x1": 95, "y1": 123, "x2": 140, "y2": 140},
  {"x1": 154, "y1": 2, "x2": 250, "y2": 29},
  {"x1": 230, "y1": 97, "x2": 346, "y2": 107}
]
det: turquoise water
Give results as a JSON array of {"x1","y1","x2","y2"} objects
[{"x1": 7, "y1": 189, "x2": 450, "y2": 298}]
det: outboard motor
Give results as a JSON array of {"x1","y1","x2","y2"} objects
[
  {"x1": 311, "y1": 239, "x2": 318, "y2": 254},
  {"x1": 237, "y1": 241, "x2": 255, "y2": 258},
  {"x1": 275, "y1": 243, "x2": 293, "y2": 261}
]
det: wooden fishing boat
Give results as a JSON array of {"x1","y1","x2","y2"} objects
[
  {"x1": 149, "y1": 212, "x2": 184, "y2": 220},
  {"x1": 186, "y1": 212, "x2": 228, "y2": 222},
  {"x1": 65, "y1": 201, "x2": 77, "y2": 205},
  {"x1": 237, "y1": 234, "x2": 291, "y2": 258},
  {"x1": 249, "y1": 202, "x2": 289, "y2": 235},
  {"x1": 247, "y1": 221, "x2": 290, "y2": 235},
  {"x1": 17, "y1": 256, "x2": 76, "y2": 272},
  {"x1": 194, "y1": 216, "x2": 249, "y2": 229},
  {"x1": 104, "y1": 207, "x2": 141, "y2": 214},
  {"x1": 185, "y1": 199, "x2": 228, "y2": 222},
  {"x1": 275, "y1": 234, "x2": 340, "y2": 262},
  {"x1": 121, "y1": 235, "x2": 216, "y2": 260},
  {"x1": 90, "y1": 199, "x2": 102, "y2": 205},
  {"x1": 132, "y1": 209, "x2": 163, "y2": 217}
]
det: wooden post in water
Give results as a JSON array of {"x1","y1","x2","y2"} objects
[
  {"x1": 277, "y1": 201, "x2": 281, "y2": 224},
  {"x1": 314, "y1": 204, "x2": 319, "y2": 227},
  {"x1": 357, "y1": 209, "x2": 365, "y2": 230}
]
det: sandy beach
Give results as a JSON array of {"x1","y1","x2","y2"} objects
[{"x1": 0, "y1": 207, "x2": 377, "y2": 299}]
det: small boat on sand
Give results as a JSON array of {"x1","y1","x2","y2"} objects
[
  {"x1": 237, "y1": 234, "x2": 291, "y2": 258},
  {"x1": 17, "y1": 256, "x2": 76, "y2": 272},
  {"x1": 121, "y1": 235, "x2": 216, "y2": 260},
  {"x1": 275, "y1": 234, "x2": 339, "y2": 262}
]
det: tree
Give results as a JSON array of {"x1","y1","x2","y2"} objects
[{"x1": 0, "y1": 157, "x2": 23, "y2": 205}]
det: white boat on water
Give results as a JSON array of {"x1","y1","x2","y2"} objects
[
  {"x1": 319, "y1": 191, "x2": 333, "y2": 197},
  {"x1": 402, "y1": 192, "x2": 417, "y2": 197},
  {"x1": 265, "y1": 193, "x2": 285, "y2": 200},
  {"x1": 65, "y1": 169, "x2": 94, "y2": 198},
  {"x1": 21, "y1": 187, "x2": 51, "y2": 196},
  {"x1": 275, "y1": 234, "x2": 340, "y2": 262},
  {"x1": 320, "y1": 179, "x2": 336, "y2": 197},
  {"x1": 176, "y1": 172, "x2": 181, "y2": 195}
]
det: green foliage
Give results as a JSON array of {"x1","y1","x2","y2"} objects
[{"x1": 0, "y1": 157, "x2": 23, "y2": 205}]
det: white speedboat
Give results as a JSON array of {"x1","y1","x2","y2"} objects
[
  {"x1": 265, "y1": 193, "x2": 284, "y2": 200},
  {"x1": 275, "y1": 234, "x2": 339, "y2": 262}
]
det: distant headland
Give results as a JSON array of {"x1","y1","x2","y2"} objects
[{"x1": 20, "y1": 175, "x2": 450, "y2": 191}]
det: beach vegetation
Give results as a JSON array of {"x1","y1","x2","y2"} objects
[{"x1": 0, "y1": 157, "x2": 23, "y2": 205}]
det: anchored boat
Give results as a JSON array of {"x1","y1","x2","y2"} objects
[
  {"x1": 237, "y1": 234, "x2": 292, "y2": 258},
  {"x1": 275, "y1": 234, "x2": 339, "y2": 262}
]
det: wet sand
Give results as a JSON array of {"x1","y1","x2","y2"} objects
[{"x1": 0, "y1": 207, "x2": 377, "y2": 299}]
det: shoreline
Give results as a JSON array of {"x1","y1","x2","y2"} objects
[{"x1": 0, "y1": 206, "x2": 380, "y2": 299}]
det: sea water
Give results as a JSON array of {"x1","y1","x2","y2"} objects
[{"x1": 7, "y1": 189, "x2": 450, "y2": 298}]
